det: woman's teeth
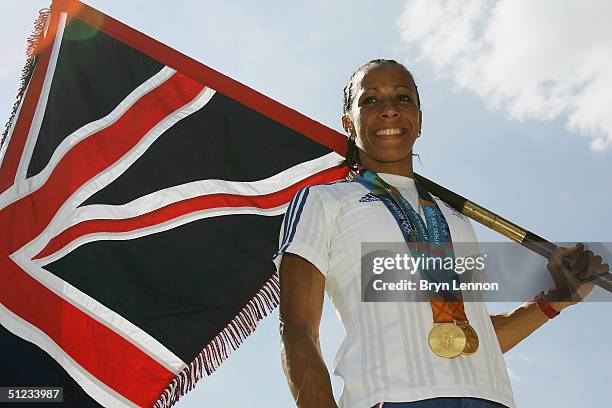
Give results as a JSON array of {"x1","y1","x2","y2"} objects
[{"x1": 375, "y1": 128, "x2": 403, "y2": 136}]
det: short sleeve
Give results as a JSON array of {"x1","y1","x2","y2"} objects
[{"x1": 272, "y1": 186, "x2": 330, "y2": 277}]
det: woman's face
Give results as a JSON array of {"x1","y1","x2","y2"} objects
[{"x1": 343, "y1": 64, "x2": 421, "y2": 172}]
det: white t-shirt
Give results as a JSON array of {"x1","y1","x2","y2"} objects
[{"x1": 273, "y1": 173, "x2": 516, "y2": 408}]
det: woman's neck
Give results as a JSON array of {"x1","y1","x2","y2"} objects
[{"x1": 360, "y1": 154, "x2": 414, "y2": 178}]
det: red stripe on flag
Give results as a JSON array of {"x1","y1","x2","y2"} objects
[
  {"x1": 0, "y1": 257, "x2": 175, "y2": 407},
  {"x1": 0, "y1": 73, "x2": 204, "y2": 257},
  {"x1": 0, "y1": 10, "x2": 61, "y2": 194},
  {"x1": 35, "y1": 166, "x2": 349, "y2": 260}
]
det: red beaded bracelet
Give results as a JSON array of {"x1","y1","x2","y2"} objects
[{"x1": 534, "y1": 291, "x2": 560, "y2": 319}]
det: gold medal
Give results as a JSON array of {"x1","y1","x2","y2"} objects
[
  {"x1": 456, "y1": 321, "x2": 479, "y2": 355},
  {"x1": 428, "y1": 322, "x2": 466, "y2": 358}
]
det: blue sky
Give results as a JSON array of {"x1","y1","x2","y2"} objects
[{"x1": 1, "y1": 1, "x2": 611, "y2": 407}]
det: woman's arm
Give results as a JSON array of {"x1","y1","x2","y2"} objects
[
  {"x1": 279, "y1": 253, "x2": 337, "y2": 408},
  {"x1": 490, "y1": 295, "x2": 569, "y2": 353},
  {"x1": 491, "y1": 243, "x2": 608, "y2": 353}
]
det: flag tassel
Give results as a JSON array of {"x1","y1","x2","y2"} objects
[
  {"x1": 154, "y1": 272, "x2": 281, "y2": 408},
  {"x1": 1, "y1": 8, "x2": 50, "y2": 148}
]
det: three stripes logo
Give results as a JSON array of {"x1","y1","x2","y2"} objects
[{"x1": 359, "y1": 192, "x2": 381, "y2": 203}]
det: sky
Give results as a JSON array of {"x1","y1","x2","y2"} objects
[{"x1": 1, "y1": 1, "x2": 611, "y2": 407}]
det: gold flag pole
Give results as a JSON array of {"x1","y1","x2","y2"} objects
[{"x1": 414, "y1": 173, "x2": 612, "y2": 294}]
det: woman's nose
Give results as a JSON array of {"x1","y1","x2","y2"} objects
[{"x1": 379, "y1": 99, "x2": 400, "y2": 118}]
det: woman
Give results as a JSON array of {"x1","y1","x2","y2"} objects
[{"x1": 273, "y1": 59, "x2": 607, "y2": 408}]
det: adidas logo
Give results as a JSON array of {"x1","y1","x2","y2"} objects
[{"x1": 359, "y1": 193, "x2": 381, "y2": 203}]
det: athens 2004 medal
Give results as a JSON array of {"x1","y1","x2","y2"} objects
[{"x1": 428, "y1": 322, "x2": 467, "y2": 358}]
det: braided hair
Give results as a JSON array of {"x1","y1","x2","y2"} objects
[{"x1": 341, "y1": 59, "x2": 421, "y2": 170}]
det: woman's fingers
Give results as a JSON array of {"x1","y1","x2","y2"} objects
[
  {"x1": 596, "y1": 262, "x2": 610, "y2": 275},
  {"x1": 584, "y1": 254, "x2": 603, "y2": 279},
  {"x1": 546, "y1": 243, "x2": 609, "y2": 302},
  {"x1": 550, "y1": 243, "x2": 581, "y2": 272},
  {"x1": 574, "y1": 250, "x2": 593, "y2": 280},
  {"x1": 547, "y1": 247, "x2": 574, "y2": 298}
]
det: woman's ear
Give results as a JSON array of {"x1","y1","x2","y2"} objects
[{"x1": 341, "y1": 114, "x2": 353, "y2": 135}]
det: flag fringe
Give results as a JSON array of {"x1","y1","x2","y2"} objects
[
  {"x1": 153, "y1": 272, "x2": 281, "y2": 408},
  {"x1": 1, "y1": 8, "x2": 50, "y2": 149}
]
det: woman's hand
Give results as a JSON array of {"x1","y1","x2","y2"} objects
[{"x1": 545, "y1": 242, "x2": 609, "y2": 310}]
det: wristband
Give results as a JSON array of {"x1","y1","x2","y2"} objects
[{"x1": 534, "y1": 291, "x2": 560, "y2": 319}]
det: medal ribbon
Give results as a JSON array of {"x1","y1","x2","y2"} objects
[{"x1": 356, "y1": 169, "x2": 467, "y2": 323}]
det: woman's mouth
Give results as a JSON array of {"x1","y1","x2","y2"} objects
[{"x1": 374, "y1": 127, "x2": 408, "y2": 137}]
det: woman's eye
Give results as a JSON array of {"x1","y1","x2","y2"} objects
[
  {"x1": 398, "y1": 95, "x2": 412, "y2": 102},
  {"x1": 363, "y1": 96, "x2": 377, "y2": 104}
]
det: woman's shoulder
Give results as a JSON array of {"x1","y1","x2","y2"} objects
[
  {"x1": 287, "y1": 180, "x2": 366, "y2": 218},
  {"x1": 301, "y1": 179, "x2": 365, "y2": 202}
]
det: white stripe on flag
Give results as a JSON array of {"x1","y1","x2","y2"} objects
[
  {"x1": 0, "y1": 66, "x2": 176, "y2": 210},
  {"x1": 33, "y1": 152, "x2": 342, "y2": 264},
  {"x1": 69, "y1": 151, "x2": 342, "y2": 225},
  {"x1": 18, "y1": 85, "x2": 215, "y2": 262},
  {"x1": 10, "y1": 249, "x2": 186, "y2": 373},
  {"x1": 15, "y1": 12, "x2": 68, "y2": 184},
  {"x1": 34, "y1": 204, "x2": 288, "y2": 266}
]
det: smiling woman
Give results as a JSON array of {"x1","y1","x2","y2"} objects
[
  {"x1": 341, "y1": 59, "x2": 422, "y2": 176},
  {"x1": 274, "y1": 58, "x2": 608, "y2": 408}
]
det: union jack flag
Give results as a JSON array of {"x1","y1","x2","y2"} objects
[{"x1": 0, "y1": 1, "x2": 348, "y2": 406}]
